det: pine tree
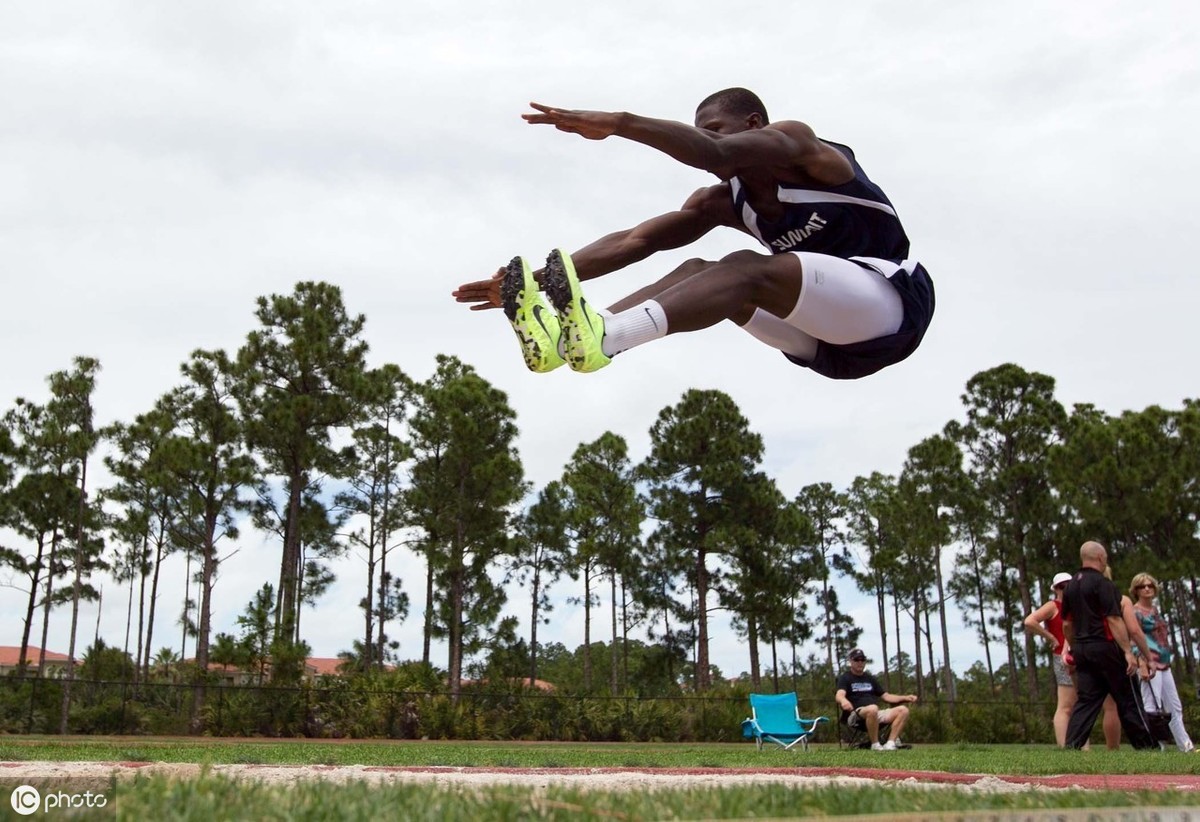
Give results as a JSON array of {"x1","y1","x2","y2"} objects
[
  {"x1": 234, "y1": 281, "x2": 374, "y2": 660},
  {"x1": 406, "y1": 356, "x2": 523, "y2": 699},
  {"x1": 158, "y1": 349, "x2": 256, "y2": 726},
  {"x1": 640, "y1": 389, "x2": 764, "y2": 692}
]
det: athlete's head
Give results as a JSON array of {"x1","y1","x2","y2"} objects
[{"x1": 694, "y1": 87, "x2": 769, "y2": 134}]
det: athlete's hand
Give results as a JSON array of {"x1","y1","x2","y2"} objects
[
  {"x1": 452, "y1": 269, "x2": 504, "y2": 311},
  {"x1": 523, "y1": 102, "x2": 620, "y2": 140}
]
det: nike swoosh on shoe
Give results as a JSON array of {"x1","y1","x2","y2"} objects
[{"x1": 533, "y1": 303, "x2": 552, "y2": 337}]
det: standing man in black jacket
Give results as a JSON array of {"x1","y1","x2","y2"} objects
[{"x1": 1061, "y1": 540, "x2": 1157, "y2": 750}]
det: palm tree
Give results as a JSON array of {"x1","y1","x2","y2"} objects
[{"x1": 150, "y1": 647, "x2": 180, "y2": 681}]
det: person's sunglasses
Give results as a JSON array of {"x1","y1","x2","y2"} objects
[{"x1": 1136, "y1": 583, "x2": 1157, "y2": 590}]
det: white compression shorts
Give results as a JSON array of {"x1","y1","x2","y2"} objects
[{"x1": 739, "y1": 253, "x2": 906, "y2": 362}]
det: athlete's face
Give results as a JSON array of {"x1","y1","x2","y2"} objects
[{"x1": 693, "y1": 104, "x2": 759, "y2": 135}]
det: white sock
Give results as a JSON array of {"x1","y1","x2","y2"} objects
[{"x1": 601, "y1": 300, "x2": 668, "y2": 356}]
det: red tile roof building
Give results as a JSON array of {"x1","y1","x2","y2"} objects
[{"x1": 0, "y1": 646, "x2": 73, "y2": 676}]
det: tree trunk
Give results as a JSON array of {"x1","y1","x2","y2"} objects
[
  {"x1": 911, "y1": 588, "x2": 923, "y2": 696},
  {"x1": 374, "y1": 465, "x2": 392, "y2": 672},
  {"x1": 772, "y1": 633, "x2": 782, "y2": 691},
  {"x1": 998, "y1": 558, "x2": 1022, "y2": 698},
  {"x1": 191, "y1": 504, "x2": 220, "y2": 734},
  {"x1": 892, "y1": 596, "x2": 903, "y2": 693},
  {"x1": 375, "y1": 568, "x2": 387, "y2": 672},
  {"x1": 582, "y1": 562, "x2": 593, "y2": 691},
  {"x1": 17, "y1": 535, "x2": 45, "y2": 679},
  {"x1": 874, "y1": 583, "x2": 889, "y2": 690},
  {"x1": 660, "y1": 584, "x2": 676, "y2": 685},
  {"x1": 123, "y1": 568, "x2": 135, "y2": 675},
  {"x1": 294, "y1": 542, "x2": 306, "y2": 645},
  {"x1": 1014, "y1": 528, "x2": 1039, "y2": 700},
  {"x1": 747, "y1": 615, "x2": 760, "y2": 689},
  {"x1": 277, "y1": 475, "x2": 304, "y2": 642},
  {"x1": 37, "y1": 526, "x2": 62, "y2": 678},
  {"x1": 59, "y1": 455, "x2": 89, "y2": 734},
  {"x1": 528, "y1": 566, "x2": 541, "y2": 687},
  {"x1": 134, "y1": 556, "x2": 147, "y2": 687},
  {"x1": 180, "y1": 549, "x2": 192, "y2": 662},
  {"x1": 790, "y1": 634, "x2": 798, "y2": 693},
  {"x1": 448, "y1": 569, "x2": 464, "y2": 702},
  {"x1": 822, "y1": 577, "x2": 835, "y2": 681},
  {"x1": 92, "y1": 587, "x2": 102, "y2": 651},
  {"x1": 923, "y1": 594, "x2": 936, "y2": 698},
  {"x1": 609, "y1": 574, "x2": 619, "y2": 696},
  {"x1": 969, "y1": 543, "x2": 997, "y2": 690},
  {"x1": 364, "y1": 514, "x2": 376, "y2": 673},
  {"x1": 695, "y1": 544, "x2": 711, "y2": 691},
  {"x1": 422, "y1": 546, "x2": 434, "y2": 666},
  {"x1": 934, "y1": 542, "x2": 955, "y2": 713},
  {"x1": 620, "y1": 581, "x2": 631, "y2": 690},
  {"x1": 1180, "y1": 578, "x2": 1197, "y2": 680},
  {"x1": 143, "y1": 519, "x2": 167, "y2": 681}
]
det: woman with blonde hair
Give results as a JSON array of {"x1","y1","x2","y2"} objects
[{"x1": 1130, "y1": 572, "x2": 1195, "y2": 752}]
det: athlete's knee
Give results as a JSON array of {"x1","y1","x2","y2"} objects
[
  {"x1": 719, "y1": 249, "x2": 771, "y2": 267},
  {"x1": 659, "y1": 257, "x2": 713, "y2": 287},
  {"x1": 730, "y1": 304, "x2": 756, "y2": 326},
  {"x1": 678, "y1": 257, "x2": 711, "y2": 272},
  {"x1": 716, "y1": 251, "x2": 802, "y2": 316},
  {"x1": 722, "y1": 249, "x2": 799, "y2": 283}
]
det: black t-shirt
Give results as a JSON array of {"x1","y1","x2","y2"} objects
[
  {"x1": 836, "y1": 670, "x2": 884, "y2": 717},
  {"x1": 1060, "y1": 567, "x2": 1120, "y2": 644}
]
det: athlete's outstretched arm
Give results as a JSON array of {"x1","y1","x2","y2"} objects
[
  {"x1": 569, "y1": 185, "x2": 733, "y2": 281},
  {"x1": 523, "y1": 102, "x2": 820, "y2": 181},
  {"x1": 451, "y1": 185, "x2": 734, "y2": 310}
]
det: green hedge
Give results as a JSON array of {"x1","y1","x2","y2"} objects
[{"x1": 1, "y1": 674, "x2": 1194, "y2": 745}]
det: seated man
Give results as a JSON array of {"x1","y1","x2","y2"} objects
[{"x1": 834, "y1": 648, "x2": 918, "y2": 750}]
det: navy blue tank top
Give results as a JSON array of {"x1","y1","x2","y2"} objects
[{"x1": 730, "y1": 141, "x2": 909, "y2": 260}]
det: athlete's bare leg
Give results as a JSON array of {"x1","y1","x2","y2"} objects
[
  {"x1": 607, "y1": 257, "x2": 712, "y2": 313},
  {"x1": 650, "y1": 250, "x2": 803, "y2": 332}
]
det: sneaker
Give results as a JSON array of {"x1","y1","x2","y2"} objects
[
  {"x1": 881, "y1": 740, "x2": 897, "y2": 751},
  {"x1": 500, "y1": 256, "x2": 565, "y2": 373},
  {"x1": 871, "y1": 742, "x2": 886, "y2": 751},
  {"x1": 541, "y1": 248, "x2": 611, "y2": 372}
]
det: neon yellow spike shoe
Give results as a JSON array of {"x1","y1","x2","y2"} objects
[
  {"x1": 541, "y1": 248, "x2": 611, "y2": 372},
  {"x1": 500, "y1": 256, "x2": 565, "y2": 373}
]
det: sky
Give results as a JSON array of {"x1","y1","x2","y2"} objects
[{"x1": 2, "y1": 1, "x2": 1199, "y2": 681}]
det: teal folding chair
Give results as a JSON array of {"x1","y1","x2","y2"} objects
[{"x1": 741, "y1": 692, "x2": 829, "y2": 751}]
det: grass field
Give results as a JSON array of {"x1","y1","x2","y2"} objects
[
  {"x1": 3, "y1": 737, "x2": 1199, "y2": 820},
  {"x1": 4, "y1": 736, "x2": 1200, "y2": 775},
  {"x1": 107, "y1": 777, "x2": 1200, "y2": 821}
]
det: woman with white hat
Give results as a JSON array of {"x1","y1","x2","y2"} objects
[{"x1": 1024, "y1": 571, "x2": 1079, "y2": 747}]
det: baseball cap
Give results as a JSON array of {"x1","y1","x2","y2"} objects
[
  {"x1": 1052, "y1": 572, "x2": 1072, "y2": 589},
  {"x1": 847, "y1": 648, "x2": 867, "y2": 661}
]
